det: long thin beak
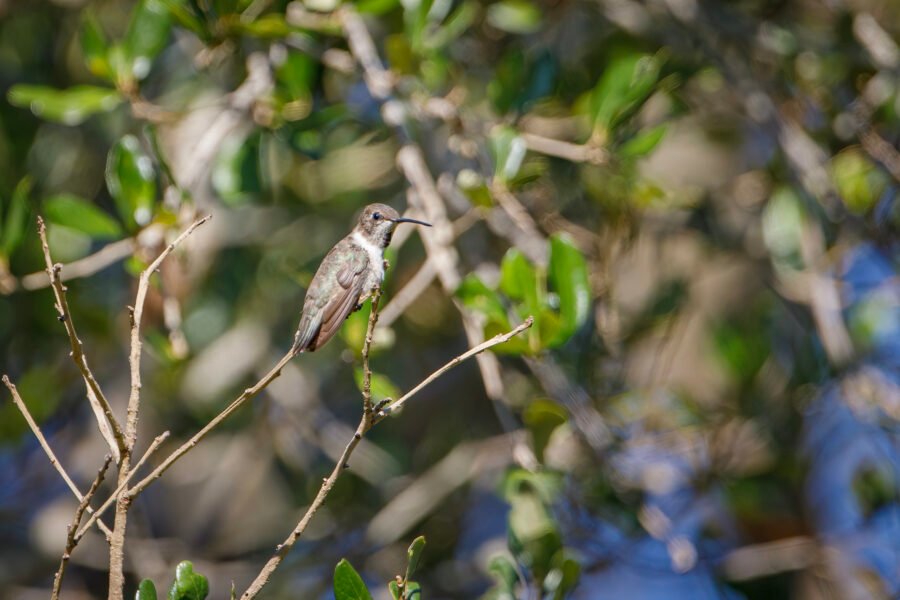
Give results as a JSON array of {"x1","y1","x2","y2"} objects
[{"x1": 393, "y1": 217, "x2": 432, "y2": 227}]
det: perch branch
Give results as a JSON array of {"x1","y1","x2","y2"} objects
[
  {"x1": 2, "y1": 375, "x2": 114, "y2": 540},
  {"x1": 38, "y1": 217, "x2": 125, "y2": 459},
  {"x1": 361, "y1": 288, "x2": 382, "y2": 414},
  {"x1": 50, "y1": 454, "x2": 113, "y2": 600},
  {"x1": 239, "y1": 314, "x2": 533, "y2": 599},
  {"x1": 20, "y1": 237, "x2": 135, "y2": 291}
]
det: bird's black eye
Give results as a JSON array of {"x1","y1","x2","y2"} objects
[{"x1": 372, "y1": 212, "x2": 382, "y2": 220}]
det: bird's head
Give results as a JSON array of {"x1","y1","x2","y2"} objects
[{"x1": 356, "y1": 203, "x2": 431, "y2": 248}]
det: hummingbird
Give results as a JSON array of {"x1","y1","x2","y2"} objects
[{"x1": 293, "y1": 203, "x2": 431, "y2": 352}]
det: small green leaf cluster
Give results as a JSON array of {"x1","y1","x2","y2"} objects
[
  {"x1": 334, "y1": 536, "x2": 426, "y2": 600},
  {"x1": 136, "y1": 561, "x2": 210, "y2": 600},
  {"x1": 456, "y1": 234, "x2": 590, "y2": 354}
]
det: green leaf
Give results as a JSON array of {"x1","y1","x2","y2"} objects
[
  {"x1": 106, "y1": 135, "x2": 157, "y2": 229},
  {"x1": 486, "y1": 0, "x2": 541, "y2": 34},
  {"x1": 81, "y1": 13, "x2": 112, "y2": 79},
  {"x1": 523, "y1": 399, "x2": 567, "y2": 463},
  {"x1": 489, "y1": 126, "x2": 527, "y2": 183},
  {"x1": 830, "y1": 147, "x2": 889, "y2": 215},
  {"x1": 590, "y1": 52, "x2": 663, "y2": 134},
  {"x1": 237, "y1": 14, "x2": 291, "y2": 37},
  {"x1": 354, "y1": 368, "x2": 400, "y2": 403},
  {"x1": 547, "y1": 234, "x2": 590, "y2": 346},
  {"x1": 167, "y1": 561, "x2": 209, "y2": 600},
  {"x1": 2, "y1": 177, "x2": 32, "y2": 257},
  {"x1": 620, "y1": 124, "x2": 667, "y2": 158},
  {"x1": 357, "y1": 0, "x2": 402, "y2": 15},
  {"x1": 487, "y1": 555, "x2": 518, "y2": 598},
  {"x1": 455, "y1": 274, "x2": 508, "y2": 325},
  {"x1": 547, "y1": 552, "x2": 580, "y2": 600},
  {"x1": 500, "y1": 247, "x2": 541, "y2": 317},
  {"x1": 136, "y1": 579, "x2": 158, "y2": 600},
  {"x1": 405, "y1": 536, "x2": 426, "y2": 582},
  {"x1": 334, "y1": 559, "x2": 373, "y2": 600},
  {"x1": 388, "y1": 581, "x2": 420, "y2": 600},
  {"x1": 158, "y1": 0, "x2": 209, "y2": 40},
  {"x1": 7, "y1": 85, "x2": 122, "y2": 125},
  {"x1": 125, "y1": 0, "x2": 172, "y2": 79},
  {"x1": 44, "y1": 195, "x2": 123, "y2": 240}
]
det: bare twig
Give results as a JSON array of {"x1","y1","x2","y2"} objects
[
  {"x1": 51, "y1": 455, "x2": 113, "y2": 600},
  {"x1": 239, "y1": 313, "x2": 533, "y2": 600},
  {"x1": 109, "y1": 215, "x2": 211, "y2": 600},
  {"x1": 2, "y1": 375, "x2": 114, "y2": 540},
  {"x1": 38, "y1": 217, "x2": 125, "y2": 460},
  {"x1": 361, "y1": 288, "x2": 382, "y2": 414},
  {"x1": 520, "y1": 131, "x2": 609, "y2": 165},
  {"x1": 18, "y1": 237, "x2": 135, "y2": 291},
  {"x1": 375, "y1": 317, "x2": 534, "y2": 422},
  {"x1": 340, "y1": 6, "x2": 393, "y2": 99},
  {"x1": 73, "y1": 431, "x2": 170, "y2": 543}
]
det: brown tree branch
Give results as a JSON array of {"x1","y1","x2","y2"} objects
[
  {"x1": 73, "y1": 431, "x2": 170, "y2": 543},
  {"x1": 38, "y1": 217, "x2": 126, "y2": 460},
  {"x1": 51, "y1": 454, "x2": 113, "y2": 600},
  {"x1": 2, "y1": 375, "x2": 114, "y2": 540},
  {"x1": 109, "y1": 215, "x2": 211, "y2": 600},
  {"x1": 19, "y1": 237, "x2": 136, "y2": 291},
  {"x1": 239, "y1": 304, "x2": 533, "y2": 600},
  {"x1": 361, "y1": 288, "x2": 382, "y2": 414}
]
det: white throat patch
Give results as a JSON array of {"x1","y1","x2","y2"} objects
[{"x1": 352, "y1": 230, "x2": 385, "y2": 281}]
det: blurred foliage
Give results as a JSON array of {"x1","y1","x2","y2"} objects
[{"x1": 0, "y1": 0, "x2": 898, "y2": 598}]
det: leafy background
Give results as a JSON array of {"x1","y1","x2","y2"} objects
[{"x1": 0, "y1": 0, "x2": 899, "y2": 598}]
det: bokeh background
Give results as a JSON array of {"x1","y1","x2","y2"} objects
[{"x1": 1, "y1": 0, "x2": 899, "y2": 598}]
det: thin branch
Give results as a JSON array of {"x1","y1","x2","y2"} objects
[
  {"x1": 361, "y1": 288, "x2": 382, "y2": 414},
  {"x1": 18, "y1": 237, "x2": 135, "y2": 291},
  {"x1": 109, "y1": 214, "x2": 211, "y2": 600},
  {"x1": 239, "y1": 314, "x2": 533, "y2": 600},
  {"x1": 340, "y1": 6, "x2": 393, "y2": 99},
  {"x1": 377, "y1": 259, "x2": 436, "y2": 328},
  {"x1": 73, "y1": 431, "x2": 170, "y2": 543},
  {"x1": 2, "y1": 375, "x2": 114, "y2": 540},
  {"x1": 374, "y1": 317, "x2": 534, "y2": 423},
  {"x1": 126, "y1": 350, "x2": 296, "y2": 499},
  {"x1": 51, "y1": 454, "x2": 113, "y2": 600},
  {"x1": 520, "y1": 131, "x2": 609, "y2": 165},
  {"x1": 38, "y1": 216, "x2": 126, "y2": 459}
]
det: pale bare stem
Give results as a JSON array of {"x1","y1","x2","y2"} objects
[
  {"x1": 126, "y1": 351, "x2": 297, "y2": 500},
  {"x1": 37, "y1": 216, "x2": 125, "y2": 460},
  {"x1": 20, "y1": 237, "x2": 136, "y2": 291},
  {"x1": 73, "y1": 431, "x2": 170, "y2": 543},
  {"x1": 239, "y1": 316, "x2": 532, "y2": 600},
  {"x1": 51, "y1": 455, "x2": 113, "y2": 600},
  {"x1": 520, "y1": 132, "x2": 609, "y2": 165},
  {"x1": 340, "y1": 6, "x2": 393, "y2": 99},
  {"x1": 489, "y1": 184, "x2": 545, "y2": 259},
  {"x1": 2, "y1": 375, "x2": 114, "y2": 540},
  {"x1": 374, "y1": 317, "x2": 534, "y2": 423},
  {"x1": 109, "y1": 214, "x2": 211, "y2": 600},
  {"x1": 377, "y1": 260, "x2": 436, "y2": 328},
  {"x1": 362, "y1": 288, "x2": 383, "y2": 413}
]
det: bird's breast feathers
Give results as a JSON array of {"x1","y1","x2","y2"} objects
[{"x1": 351, "y1": 230, "x2": 385, "y2": 283}]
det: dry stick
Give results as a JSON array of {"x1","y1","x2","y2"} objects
[
  {"x1": 51, "y1": 455, "x2": 113, "y2": 600},
  {"x1": 240, "y1": 311, "x2": 533, "y2": 600},
  {"x1": 38, "y1": 217, "x2": 126, "y2": 460},
  {"x1": 20, "y1": 237, "x2": 136, "y2": 291},
  {"x1": 2, "y1": 375, "x2": 115, "y2": 540},
  {"x1": 108, "y1": 215, "x2": 211, "y2": 600},
  {"x1": 73, "y1": 431, "x2": 170, "y2": 542},
  {"x1": 520, "y1": 132, "x2": 609, "y2": 166},
  {"x1": 361, "y1": 289, "x2": 383, "y2": 414}
]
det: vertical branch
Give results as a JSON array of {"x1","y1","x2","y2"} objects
[
  {"x1": 37, "y1": 217, "x2": 125, "y2": 460},
  {"x1": 2, "y1": 375, "x2": 114, "y2": 540},
  {"x1": 108, "y1": 215, "x2": 211, "y2": 600},
  {"x1": 50, "y1": 455, "x2": 113, "y2": 600},
  {"x1": 361, "y1": 288, "x2": 383, "y2": 413}
]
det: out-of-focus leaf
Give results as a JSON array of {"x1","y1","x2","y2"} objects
[
  {"x1": 830, "y1": 147, "x2": 889, "y2": 215},
  {"x1": 237, "y1": 14, "x2": 291, "y2": 38},
  {"x1": 486, "y1": 0, "x2": 541, "y2": 34},
  {"x1": 167, "y1": 561, "x2": 208, "y2": 600},
  {"x1": 620, "y1": 124, "x2": 667, "y2": 158},
  {"x1": 500, "y1": 247, "x2": 540, "y2": 313},
  {"x1": 334, "y1": 559, "x2": 373, "y2": 600},
  {"x1": 546, "y1": 551, "x2": 580, "y2": 600},
  {"x1": 547, "y1": 234, "x2": 590, "y2": 345},
  {"x1": 125, "y1": 0, "x2": 172, "y2": 80},
  {"x1": 106, "y1": 135, "x2": 157, "y2": 229},
  {"x1": 427, "y1": 1, "x2": 478, "y2": 49},
  {"x1": 762, "y1": 186, "x2": 805, "y2": 271},
  {"x1": 456, "y1": 170, "x2": 493, "y2": 207},
  {"x1": 354, "y1": 368, "x2": 400, "y2": 402},
  {"x1": 523, "y1": 399, "x2": 567, "y2": 463},
  {"x1": 158, "y1": 0, "x2": 209, "y2": 40},
  {"x1": 277, "y1": 50, "x2": 317, "y2": 103},
  {"x1": 403, "y1": 0, "x2": 436, "y2": 52},
  {"x1": 357, "y1": 0, "x2": 401, "y2": 15},
  {"x1": 590, "y1": 52, "x2": 663, "y2": 134},
  {"x1": 455, "y1": 274, "x2": 508, "y2": 325},
  {"x1": 45, "y1": 195, "x2": 122, "y2": 240},
  {"x1": 2, "y1": 177, "x2": 32, "y2": 257},
  {"x1": 505, "y1": 471, "x2": 562, "y2": 582},
  {"x1": 81, "y1": 13, "x2": 111, "y2": 79},
  {"x1": 489, "y1": 126, "x2": 527, "y2": 182},
  {"x1": 7, "y1": 85, "x2": 122, "y2": 125},
  {"x1": 136, "y1": 579, "x2": 158, "y2": 600},
  {"x1": 406, "y1": 536, "x2": 426, "y2": 581},
  {"x1": 486, "y1": 555, "x2": 518, "y2": 598},
  {"x1": 488, "y1": 49, "x2": 526, "y2": 114},
  {"x1": 388, "y1": 580, "x2": 421, "y2": 599}
]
